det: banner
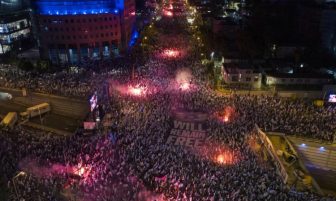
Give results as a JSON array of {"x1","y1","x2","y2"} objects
[
  {"x1": 166, "y1": 120, "x2": 206, "y2": 148},
  {"x1": 84, "y1": 122, "x2": 96, "y2": 130}
]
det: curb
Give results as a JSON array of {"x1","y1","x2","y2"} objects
[{"x1": 0, "y1": 87, "x2": 87, "y2": 104}]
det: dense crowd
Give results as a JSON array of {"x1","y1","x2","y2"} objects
[
  {"x1": 0, "y1": 59, "x2": 130, "y2": 98},
  {"x1": 0, "y1": 1, "x2": 336, "y2": 201},
  {"x1": 1, "y1": 80, "x2": 335, "y2": 200}
]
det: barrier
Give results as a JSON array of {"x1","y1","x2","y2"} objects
[
  {"x1": 258, "y1": 129, "x2": 325, "y2": 195},
  {"x1": 255, "y1": 125, "x2": 288, "y2": 184}
]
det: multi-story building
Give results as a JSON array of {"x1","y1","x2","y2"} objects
[
  {"x1": 0, "y1": 0, "x2": 33, "y2": 56},
  {"x1": 222, "y1": 63, "x2": 262, "y2": 89},
  {"x1": 298, "y1": 1, "x2": 336, "y2": 58},
  {"x1": 34, "y1": 0, "x2": 136, "y2": 64},
  {"x1": 265, "y1": 73, "x2": 333, "y2": 86}
]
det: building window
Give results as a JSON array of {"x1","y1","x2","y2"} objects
[
  {"x1": 254, "y1": 77, "x2": 258, "y2": 82},
  {"x1": 101, "y1": 33, "x2": 104, "y2": 37},
  {"x1": 281, "y1": 78, "x2": 286, "y2": 82},
  {"x1": 114, "y1": 17, "x2": 117, "y2": 20},
  {"x1": 70, "y1": 19, "x2": 74, "y2": 23},
  {"x1": 246, "y1": 77, "x2": 251, "y2": 82},
  {"x1": 110, "y1": 32, "x2": 114, "y2": 36},
  {"x1": 104, "y1": 17, "x2": 107, "y2": 21}
]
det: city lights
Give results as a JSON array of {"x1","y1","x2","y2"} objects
[
  {"x1": 179, "y1": 82, "x2": 190, "y2": 91},
  {"x1": 128, "y1": 85, "x2": 147, "y2": 96},
  {"x1": 164, "y1": 49, "x2": 180, "y2": 58},
  {"x1": 163, "y1": 10, "x2": 173, "y2": 17},
  {"x1": 35, "y1": 0, "x2": 124, "y2": 15}
]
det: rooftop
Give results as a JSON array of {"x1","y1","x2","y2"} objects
[
  {"x1": 223, "y1": 63, "x2": 261, "y2": 74},
  {"x1": 266, "y1": 72, "x2": 334, "y2": 79}
]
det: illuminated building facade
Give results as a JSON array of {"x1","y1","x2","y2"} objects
[
  {"x1": 0, "y1": 0, "x2": 33, "y2": 55},
  {"x1": 34, "y1": 0, "x2": 136, "y2": 64}
]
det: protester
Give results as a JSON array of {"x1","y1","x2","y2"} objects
[{"x1": 0, "y1": 0, "x2": 335, "y2": 200}]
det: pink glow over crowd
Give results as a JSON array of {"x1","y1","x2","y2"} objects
[{"x1": 0, "y1": 0, "x2": 336, "y2": 200}]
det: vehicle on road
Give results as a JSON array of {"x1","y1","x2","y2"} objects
[
  {"x1": 0, "y1": 112, "x2": 18, "y2": 129},
  {"x1": 0, "y1": 92, "x2": 13, "y2": 100},
  {"x1": 20, "y1": 103, "x2": 51, "y2": 119}
]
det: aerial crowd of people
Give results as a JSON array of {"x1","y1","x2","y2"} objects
[{"x1": 0, "y1": 1, "x2": 335, "y2": 201}]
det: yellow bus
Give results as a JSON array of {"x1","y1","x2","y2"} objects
[
  {"x1": 0, "y1": 112, "x2": 18, "y2": 129},
  {"x1": 21, "y1": 103, "x2": 51, "y2": 119}
]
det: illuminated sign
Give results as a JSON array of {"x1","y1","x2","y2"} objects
[
  {"x1": 328, "y1": 94, "x2": 336, "y2": 103},
  {"x1": 35, "y1": 0, "x2": 124, "y2": 15}
]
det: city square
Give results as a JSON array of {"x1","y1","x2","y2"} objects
[{"x1": 1, "y1": 0, "x2": 336, "y2": 201}]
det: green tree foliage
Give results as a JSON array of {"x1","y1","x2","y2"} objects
[
  {"x1": 35, "y1": 60, "x2": 51, "y2": 73},
  {"x1": 17, "y1": 59, "x2": 34, "y2": 71}
]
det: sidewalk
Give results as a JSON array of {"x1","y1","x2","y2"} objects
[
  {"x1": 22, "y1": 121, "x2": 73, "y2": 136},
  {"x1": 0, "y1": 87, "x2": 87, "y2": 103}
]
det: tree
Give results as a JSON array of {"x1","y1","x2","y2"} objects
[
  {"x1": 18, "y1": 59, "x2": 34, "y2": 71},
  {"x1": 35, "y1": 60, "x2": 51, "y2": 73}
]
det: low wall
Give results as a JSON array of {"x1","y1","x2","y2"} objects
[{"x1": 255, "y1": 125, "x2": 288, "y2": 184}]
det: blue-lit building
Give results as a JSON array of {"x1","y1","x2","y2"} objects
[
  {"x1": 34, "y1": 0, "x2": 136, "y2": 64},
  {"x1": 0, "y1": 0, "x2": 33, "y2": 55}
]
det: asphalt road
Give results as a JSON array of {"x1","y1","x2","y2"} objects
[{"x1": 0, "y1": 88, "x2": 88, "y2": 133}]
